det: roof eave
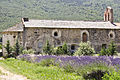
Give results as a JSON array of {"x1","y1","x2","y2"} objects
[{"x1": 1, "y1": 31, "x2": 23, "y2": 34}]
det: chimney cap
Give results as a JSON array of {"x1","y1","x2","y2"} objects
[{"x1": 22, "y1": 18, "x2": 29, "y2": 22}]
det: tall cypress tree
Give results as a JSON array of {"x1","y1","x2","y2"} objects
[
  {"x1": 14, "y1": 39, "x2": 20, "y2": 55},
  {"x1": 62, "y1": 42, "x2": 69, "y2": 55},
  {"x1": 4, "y1": 40, "x2": 12, "y2": 55},
  {"x1": 107, "y1": 41, "x2": 117, "y2": 56},
  {"x1": 43, "y1": 40, "x2": 53, "y2": 55}
]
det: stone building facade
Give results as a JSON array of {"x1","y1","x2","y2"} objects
[
  {"x1": 22, "y1": 21, "x2": 120, "y2": 53},
  {"x1": 2, "y1": 7, "x2": 120, "y2": 55},
  {"x1": 1, "y1": 23, "x2": 23, "y2": 55}
]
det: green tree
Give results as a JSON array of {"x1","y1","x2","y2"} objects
[
  {"x1": 0, "y1": 44, "x2": 2, "y2": 49},
  {"x1": 62, "y1": 42, "x2": 69, "y2": 55},
  {"x1": 4, "y1": 40, "x2": 12, "y2": 55},
  {"x1": 22, "y1": 49, "x2": 35, "y2": 54},
  {"x1": 107, "y1": 41, "x2": 117, "y2": 56},
  {"x1": 13, "y1": 39, "x2": 20, "y2": 55},
  {"x1": 19, "y1": 46, "x2": 24, "y2": 54},
  {"x1": 53, "y1": 43, "x2": 70, "y2": 55},
  {"x1": 54, "y1": 46, "x2": 63, "y2": 55},
  {"x1": 74, "y1": 42, "x2": 95, "y2": 56},
  {"x1": 100, "y1": 41, "x2": 117, "y2": 56},
  {"x1": 43, "y1": 40, "x2": 53, "y2": 55},
  {"x1": 102, "y1": 70, "x2": 120, "y2": 80},
  {"x1": 100, "y1": 47, "x2": 108, "y2": 56}
]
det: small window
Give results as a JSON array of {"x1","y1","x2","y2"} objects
[
  {"x1": 59, "y1": 46, "x2": 62, "y2": 48},
  {"x1": 54, "y1": 32, "x2": 58, "y2": 37},
  {"x1": 110, "y1": 33, "x2": 113, "y2": 38},
  {"x1": 34, "y1": 32, "x2": 37, "y2": 34},
  {"x1": 71, "y1": 45, "x2": 75, "y2": 50},
  {"x1": 26, "y1": 47, "x2": 31, "y2": 50},
  {"x1": 52, "y1": 30, "x2": 61, "y2": 38},
  {"x1": 108, "y1": 31, "x2": 115, "y2": 39},
  {"x1": 13, "y1": 36, "x2": 16, "y2": 38},
  {"x1": 102, "y1": 44, "x2": 107, "y2": 49}
]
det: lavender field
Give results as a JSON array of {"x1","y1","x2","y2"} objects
[
  {"x1": 0, "y1": 54, "x2": 119, "y2": 80},
  {"x1": 18, "y1": 54, "x2": 120, "y2": 68}
]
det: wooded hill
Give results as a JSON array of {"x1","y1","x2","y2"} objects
[{"x1": 0, "y1": 0, "x2": 120, "y2": 32}]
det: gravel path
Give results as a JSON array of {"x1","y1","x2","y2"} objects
[{"x1": 0, "y1": 65, "x2": 29, "y2": 80}]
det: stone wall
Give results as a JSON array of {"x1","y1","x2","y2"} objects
[
  {"x1": 23, "y1": 27, "x2": 120, "y2": 53},
  {"x1": 2, "y1": 32, "x2": 23, "y2": 56}
]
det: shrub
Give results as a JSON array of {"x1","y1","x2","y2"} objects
[
  {"x1": 4, "y1": 40, "x2": 12, "y2": 55},
  {"x1": 74, "y1": 62, "x2": 113, "y2": 76},
  {"x1": 54, "y1": 47, "x2": 63, "y2": 55},
  {"x1": 28, "y1": 49, "x2": 35, "y2": 54},
  {"x1": 74, "y1": 42, "x2": 95, "y2": 56},
  {"x1": 100, "y1": 41, "x2": 117, "y2": 56},
  {"x1": 22, "y1": 49, "x2": 35, "y2": 54},
  {"x1": 4, "y1": 40, "x2": 13, "y2": 58},
  {"x1": 13, "y1": 39, "x2": 20, "y2": 56},
  {"x1": 61, "y1": 60, "x2": 113, "y2": 80},
  {"x1": 107, "y1": 41, "x2": 117, "y2": 56},
  {"x1": 62, "y1": 63, "x2": 75, "y2": 73},
  {"x1": 102, "y1": 70, "x2": 120, "y2": 80},
  {"x1": 54, "y1": 43, "x2": 70, "y2": 55},
  {"x1": 38, "y1": 58, "x2": 56, "y2": 66},
  {"x1": 43, "y1": 40, "x2": 53, "y2": 55},
  {"x1": 62, "y1": 42, "x2": 70, "y2": 55},
  {"x1": 19, "y1": 46, "x2": 24, "y2": 54},
  {"x1": 0, "y1": 44, "x2": 2, "y2": 49},
  {"x1": 100, "y1": 47, "x2": 108, "y2": 56},
  {"x1": 22, "y1": 50, "x2": 28, "y2": 54},
  {"x1": 83, "y1": 70, "x2": 107, "y2": 80}
]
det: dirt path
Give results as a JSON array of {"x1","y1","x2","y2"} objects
[{"x1": 0, "y1": 66, "x2": 29, "y2": 80}]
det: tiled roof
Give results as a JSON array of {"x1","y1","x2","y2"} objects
[
  {"x1": 23, "y1": 19, "x2": 120, "y2": 29},
  {"x1": 3, "y1": 23, "x2": 23, "y2": 32}
]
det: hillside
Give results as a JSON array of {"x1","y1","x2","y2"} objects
[{"x1": 0, "y1": 0, "x2": 120, "y2": 32}]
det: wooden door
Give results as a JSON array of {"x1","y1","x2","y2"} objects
[{"x1": 83, "y1": 33, "x2": 87, "y2": 42}]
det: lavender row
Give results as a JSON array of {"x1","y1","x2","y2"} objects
[{"x1": 18, "y1": 54, "x2": 120, "y2": 67}]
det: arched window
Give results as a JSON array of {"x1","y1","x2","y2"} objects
[
  {"x1": 81, "y1": 30, "x2": 89, "y2": 42},
  {"x1": 82, "y1": 33, "x2": 88, "y2": 42},
  {"x1": 110, "y1": 33, "x2": 113, "y2": 38},
  {"x1": 13, "y1": 35, "x2": 16, "y2": 38},
  {"x1": 71, "y1": 45, "x2": 75, "y2": 50},
  {"x1": 54, "y1": 32, "x2": 58, "y2": 37},
  {"x1": 108, "y1": 31, "x2": 115, "y2": 39},
  {"x1": 52, "y1": 30, "x2": 61, "y2": 38}
]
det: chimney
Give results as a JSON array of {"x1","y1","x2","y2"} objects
[
  {"x1": 104, "y1": 6, "x2": 113, "y2": 23},
  {"x1": 22, "y1": 18, "x2": 29, "y2": 22}
]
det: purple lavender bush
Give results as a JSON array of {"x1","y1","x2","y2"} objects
[
  {"x1": 18, "y1": 55, "x2": 120, "y2": 68},
  {"x1": 18, "y1": 55, "x2": 120, "y2": 80}
]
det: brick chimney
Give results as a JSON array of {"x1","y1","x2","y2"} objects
[{"x1": 104, "y1": 6, "x2": 113, "y2": 23}]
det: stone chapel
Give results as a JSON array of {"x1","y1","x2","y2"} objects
[{"x1": 2, "y1": 7, "x2": 120, "y2": 55}]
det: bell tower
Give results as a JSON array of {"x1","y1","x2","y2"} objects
[{"x1": 104, "y1": 6, "x2": 113, "y2": 23}]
